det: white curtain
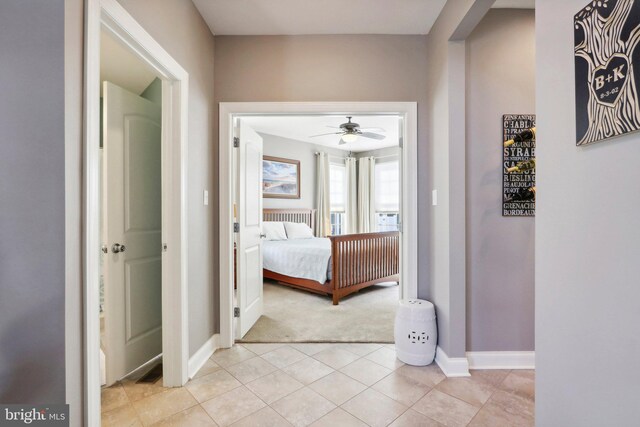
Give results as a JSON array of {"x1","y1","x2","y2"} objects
[
  {"x1": 345, "y1": 157, "x2": 358, "y2": 234},
  {"x1": 357, "y1": 157, "x2": 376, "y2": 233},
  {"x1": 315, "y1": 152, "x2": 331, "y2": 237}
]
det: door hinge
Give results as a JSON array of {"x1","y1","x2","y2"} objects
[
  {"x1": 234, "y1": 222, "x2": 240, "y2": 233},
  {"x1": 234, "y1": 307, "x2": 240, "y2": 318},
  {"x1": 233, "y1": 137, "x2": 240, "y2": 148}
]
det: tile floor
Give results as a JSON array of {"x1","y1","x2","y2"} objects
[{"x1": 101, "y1": 343, "x2": 535, "y2": 427}]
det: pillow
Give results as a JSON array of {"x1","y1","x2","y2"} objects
[
  {"x1": 262, "y1": 222, "x2": 287, "y2": 241},
  {"x1": 284, "y1": 222, "x2": 314, "y2": 239}
]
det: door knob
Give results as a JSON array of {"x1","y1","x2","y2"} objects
[
  {"x1": 112, "y1": 243, "x2": 126, "y2": 253},
  {"x1": 259, "y1": 234, "x2": 266, "y2": 239}
]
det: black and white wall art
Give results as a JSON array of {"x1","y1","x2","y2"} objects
[
  {"x1": 575, "y1": 0, "x2": 640, "y2": 145},
  {"x1": 503, "y1": 114, "x2": 536, "y2": 217}
]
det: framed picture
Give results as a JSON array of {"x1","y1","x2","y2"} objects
[
  {"x1": 575, "y1": 0, "x2": 640, "y2": 145},
  {"x1": 503, "y1": 114, "x2": 536, "y2": 217},
  {"x1": 262, "y1": 156, "x2": 300, "y2": 199}
]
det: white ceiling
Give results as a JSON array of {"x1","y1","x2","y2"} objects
[
  {"x1": 100, "y1": 30, "x2": 157, "y2": 95},
  {"x1": 242, "y1": 115, "x2": 401, "y2": 152},
  {"x1": 192, "y1": 0, "x2": 448, "y2": 35},
  {"x1": 492, "y1": 0, "x2": 535, "y2": 8}
]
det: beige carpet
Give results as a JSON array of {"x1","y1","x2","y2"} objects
[{"x1": 240, "y1": 280, "x2": 399, "y2": 343}]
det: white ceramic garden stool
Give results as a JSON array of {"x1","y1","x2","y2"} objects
[{"x1": 394, "y1": 299, "x2": 437, "y2": 366}]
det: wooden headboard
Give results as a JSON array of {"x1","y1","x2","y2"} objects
[{"x1": 263, "y1": 209, "x2": 316, "y2": 232}]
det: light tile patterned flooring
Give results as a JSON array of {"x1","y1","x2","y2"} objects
[{"x1": 101, "y1": 343, "x2": 534, "y2": 427}]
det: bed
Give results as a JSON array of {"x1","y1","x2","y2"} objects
[{"x1": 263, "y1": 208, "x2": 400, "y2": 305}]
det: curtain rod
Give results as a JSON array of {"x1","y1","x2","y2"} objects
[
  {"x1": 314, "y1": 151, "x2": 399, "y2": 160},
  {"x1": 313, "y1": 152, "x2": 345, "y2": 161},
  {"x1": 367, "y1": 154, "x2": 400, "y2": 160}
]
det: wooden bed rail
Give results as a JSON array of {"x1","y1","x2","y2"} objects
[{"x1": 329, "y1": 231, "x2": 400, "y2": 305}]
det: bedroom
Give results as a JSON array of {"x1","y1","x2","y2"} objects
[{"x1": 233, "y1": 114, "x2": 404, "y2": 343}]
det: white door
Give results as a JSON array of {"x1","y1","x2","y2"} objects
[
  {"x1": 236, "y1": 119, "x2": 264, "y2": 339},
  {"x1": 397, "y1": 117, "x2": 405, "y2": 299},
  {"x1": 103, "y1": 81, "x2": 162, "y2": 385}
]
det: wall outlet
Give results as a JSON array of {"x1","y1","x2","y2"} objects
[
  {"x1": 203, "y1": 190, "x2": 209, "y2": 206},
  {"x1": 432, "y1": 190, "x2": 438, "y2": 206}
]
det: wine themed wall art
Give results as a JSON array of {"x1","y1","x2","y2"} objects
[
  {"x1": 503, "y1": 114, "x2": 536, "y2": 217},
  {"x1": 575, "y1": 0, "x2": 640, "y2": 145}
]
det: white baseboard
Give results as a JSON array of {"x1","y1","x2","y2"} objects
[
  {"x1": 188, "y1": 334, "x2": 220, "y2": 379},
  {"x1": 435, "y1": 346, "x2": 470, "y2": 377},
  {"x1": 466, "y1": 351, "x2": 535, "y2": 370}
]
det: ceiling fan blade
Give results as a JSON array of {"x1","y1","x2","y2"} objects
[
  {"x1": 360, "y1": 132, "x2": 387, "y2": 141},
  {"x1": 309, "y1": 132, "x2": 343, "y2": 138},
  {"x1": 359, "y1": 127, "x2": 387, "y2": 132}
]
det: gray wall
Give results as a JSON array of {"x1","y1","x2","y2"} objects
[
  {"x1": 0, "y1": 0, "x2": 66, "y2": 403},
  {"x1": 215, "y1": 34, "x2": 430, "y2": 298},
  {"x1": 426, "y1": 0, "x2": 483, "y2": 358},
  {"x1": 536, "y1": 0, "x2": 640, "y2": 424},
  {"x1": 116, "y1": 0, "x2": 218, "y2": 355},
  {"x1": 262, "y1": 133, "x2": 347, "y2": 210},
  {"x1": 465, "y1": 9, "x2": 535, "y2": 352}
]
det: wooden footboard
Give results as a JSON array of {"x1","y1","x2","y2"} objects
[{"x1": 330, "y1": 231, "x2": 400, "y2": 305}]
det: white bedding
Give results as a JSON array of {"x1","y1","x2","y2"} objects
[{"x1": 263, "y1": 237, "x2": 331, "y2": 283}]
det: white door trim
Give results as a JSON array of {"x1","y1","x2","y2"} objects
[
  {"x1": 219, "y1": 102, "x2": 418, "y2": 348},
  {"x1": 84, "y1": 0, "x2": 189, "y2": 425}
]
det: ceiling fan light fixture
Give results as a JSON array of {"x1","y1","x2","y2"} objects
[{"x1": 341, "y1": 133, "x2": 359, "y2": 143}]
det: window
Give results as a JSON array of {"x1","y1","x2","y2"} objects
[
  {"x1": 375, "y1": 160, "x2": 400, "y2": 232},
  {"x1": 330, "y1": 212, "x2": 345, "y2": 236},
  {"x1": 376, "y1": 212, "x2": 400, "y2": 232},
  {"x1": 330, "y1": 162, "x2": 346, "y2": 235}
]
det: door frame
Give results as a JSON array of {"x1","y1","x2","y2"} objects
[
  {"x1": 84, "y1": 0, "x2": 189, "y2": 424},
  {"x1": 219, "y1": 102, "x2": 419, "y2": 347}
]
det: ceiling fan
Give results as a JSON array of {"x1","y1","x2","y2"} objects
[{"x1": 309, "y1": 116, "x2": 386, "y2": 145}]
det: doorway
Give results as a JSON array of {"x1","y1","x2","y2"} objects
[
  {"x1": 84, "y1": 0, "x2": 190, "y2": 424},
  {"x1": 240, "y1": 115, "x2": 404, "y2": 342},
  {"x1": 219, "y1": 102, "x2": 418, "y2": 348},
  {"x1": 100, "y1": 28, "x2": 164, "y2": 388}
]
